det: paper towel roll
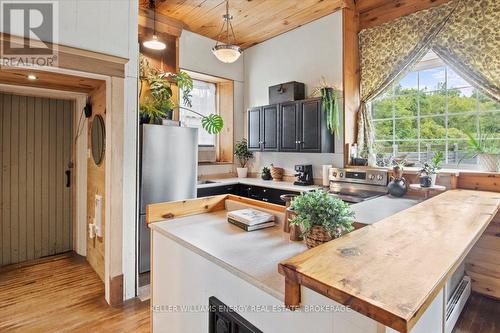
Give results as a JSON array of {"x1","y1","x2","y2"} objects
[{"x1": 322, "y1": 164, "x2": 332, "y2": 187}]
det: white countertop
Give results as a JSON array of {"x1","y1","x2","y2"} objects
[
  {"x1": 150, "y1": 208, "x2": 306, "y2": 301},
  {"x1": 198, "y1": 177, "x2": 321, "y2": 193},
  {"x1": 149, "y1": 195, "x2": 420, "y2": 301}
]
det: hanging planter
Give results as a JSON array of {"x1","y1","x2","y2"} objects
[{"x1": 313, "y1": 77, "x2": 340, "y2": 135}]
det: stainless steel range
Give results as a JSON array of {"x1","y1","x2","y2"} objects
[{"x1": 328, "y1": 168, "x2": 388, "y2": 203}]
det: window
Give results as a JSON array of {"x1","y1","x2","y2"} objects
[
  {"x1": 180, "y1": 79, "x2": 217, "y2": 146},
  {"x1": 371, "y1": 51, "x2": 500, "y2": 168}
]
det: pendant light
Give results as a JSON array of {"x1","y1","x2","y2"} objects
[
  {"x1": 143, "y1": 0, "x2": 166, "y2": 51},
  {"x1": 212, "y1": 0, "x2": 242, "y2": 63}
]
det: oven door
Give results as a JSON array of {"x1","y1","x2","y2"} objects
[{"x1": 209, "y1": 297, "x2": 263, "y2": 333}]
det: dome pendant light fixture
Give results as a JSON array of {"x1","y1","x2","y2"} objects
[
  {"x1": 143, "y1": 0, "x2": 166, "y2": 51},
  {"x1": 212, "y1": 0, "x2": 242, "y2": 64}
]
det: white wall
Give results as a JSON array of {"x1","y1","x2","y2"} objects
[
  {"x1": 2, "y1": 0, "x2": 138, "y2": 301},
  {"x1": 243, "y1": 12, "x2": 344, "y2": 178},
  {"x1": 180, "y1": 30, "x2": 245, "y2": 177},
  {"x1": 122, "y1": 1, "x2": 139, "y2": 301},
  {"x1": 57, "y1": 0, "x2": 133, "y2": 58}
]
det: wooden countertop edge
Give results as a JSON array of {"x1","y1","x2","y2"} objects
[
  {"x1": 278, "y1": 263, "x2": 409, "y2": 332},
  {"x1": 278, "y1": 190, "x2": 500, "y2": 333}
]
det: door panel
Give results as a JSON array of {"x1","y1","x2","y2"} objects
[
  {"x1": 0, "y1": 93, "x2": 73, "y2": 266},
  {"x1": 279, "y1": 102, "x2": 299, "y2": 152},
  {"x1": 300, "y1": 100, "x2": 321, "y2": 152},
  {"x1": 261, "y1": 105, "x2": 278, "y2": 151},
  {"x1": 247, "y1": 107, "x2": 261, "y2": 150}
]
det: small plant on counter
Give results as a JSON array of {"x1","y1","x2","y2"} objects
[
  {"x1": 261, "y1": 166, "x2": 272, "y2": 181},
  {"x1": 290, "y1": 190, "x2": 355, "y2": 248},
  {"x1": 234, "y1": 139, "x2": 253, "y2": 178},
  {"x1": 418, "y1": 151, "x2": 444, "y2": 187},
  {"x1": 312, "y1": 76, "x2": 341, "y2": 135}
]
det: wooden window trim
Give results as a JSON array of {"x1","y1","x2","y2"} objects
[{"x1": 181, "y1": 70, "x2": 234, "y2": 164}]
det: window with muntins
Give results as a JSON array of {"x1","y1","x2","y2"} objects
[
  {"x1": 371, "y1": 51, "x2": 500, "y2": 168},
  {"x1": 180, "y1": 79, "x2": 217, "y2": 146}
]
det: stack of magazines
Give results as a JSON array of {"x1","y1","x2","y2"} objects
[{"x1": 227, "y1": 209, "x2": 276, "y2": 231}]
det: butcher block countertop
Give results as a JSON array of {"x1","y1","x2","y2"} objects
[{"x1": 278, "y1": 189, "x2": 500, "y2": 333}]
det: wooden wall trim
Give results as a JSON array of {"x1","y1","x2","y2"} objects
[
  {"x1": 0, "y1": 33, "x2": 128, "y2": 78},
  {"x1": 109, "y1": 274, "x2": 124, "y2": 306},
  {"x1": 358, "y1": 0, "x2": 452, "y2": 31},
  {"x1": 457, "y1": 172, "x2": 500, "y2": 193},
  {"x1": 342, "y1": 3, "x2": 361, "y2": 167}
]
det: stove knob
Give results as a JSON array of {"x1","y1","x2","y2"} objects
[
  {"x1": 368, "y1": 174, "x2": 375, "y2": 180},
  {"x1": 376, "y1": 174, "x2": 383, "y2": 181},
  {"x1": 332, "y1": 172, "x2": 337, "y2": 177},
  {"x1": 339, "y1": 172, "x2": 344, "y2": 178}
]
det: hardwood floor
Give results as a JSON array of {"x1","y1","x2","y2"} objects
[
  {"x1": 1, "y1": 253, "x2": 497, "y2": 333},
  {"x1": 0, "y1": 254, "x2": 150, "y2": 333},
  {"x1": 453, "y1": 292, "x2": 500, "y2": 333}
]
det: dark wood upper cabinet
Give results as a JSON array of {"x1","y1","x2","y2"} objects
[
  {"x1": 248, "y1": 98, "x2": 334, "y2": 153},
  {"x1": 247, "y1": 107, "x2": 261, "y2": 150},
  {"x1": 261, "y1": 105, "x2": 279, "y2": 151},
  {"x1": 299, "y1": 99, "x2": 321, "y2": 152},
  {"x1": 279, "y1": 102, "x2": 299, "y2": 152}
]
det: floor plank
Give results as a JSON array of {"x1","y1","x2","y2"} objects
[
  {"x1": 0, "y1": 254, "x2": 150, "y2": 333},
  {"x1": 453, "y1": 292, "x2": 500, "y2": 333}
]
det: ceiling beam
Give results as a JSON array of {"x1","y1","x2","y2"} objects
[
  {"x1": 139, "y1": 8, "x2": 185, "y2": 38},
  {"x1": 358, "y1": 0, "x2": 452, "y2": 30}
]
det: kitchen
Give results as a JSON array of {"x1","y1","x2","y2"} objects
[
  {"x1": 137, "y1": 1, "x2": 500, "y2": 333},
  {"x1": 0, "y1": 0, "x2": 497, "y2": 332}
]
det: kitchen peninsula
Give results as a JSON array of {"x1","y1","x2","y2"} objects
[{"x1": 147, "y1": 189, "x2": 500, "y2": 333}]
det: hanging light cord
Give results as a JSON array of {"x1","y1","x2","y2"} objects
[
  {"x1": 214, "y1": 0, "x2": 237, "y2": 46},
  {"x1": 150, "y1": 0, "x2": 157, "y2": 36}
]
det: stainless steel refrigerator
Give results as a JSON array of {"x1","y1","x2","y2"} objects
[{"x1": 139, "y1": 124, "x2": 198, "y2": 273}]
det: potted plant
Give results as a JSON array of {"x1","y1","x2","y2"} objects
[
  {"x1": 139, "y1": 55, "x2": 224, "y2": 133},
  {"x1": 289, "y1": 190, "x2": 355, "y2": 249},
  {"x1": 460, "y1": 129, "x2": 499, "y2": 172},
  {"x1": 261, "y1": 166, "x2": 272, "y2": 181},
  {"x1": 234, "y1": 139, "x2": 253, "y2": 178},
  {"x1": 312, "y1": 76, "x2": 341, "y2": 135},
  {"x1": 419, "y1": 151, "x2": 444, "y2": 187}
]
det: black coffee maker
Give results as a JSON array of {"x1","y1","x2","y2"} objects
[{"x1": 294, "y1": 164, "x2": 314, "y2": 186}]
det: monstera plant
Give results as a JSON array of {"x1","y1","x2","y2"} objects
[{"x1": 139, "y1": 55, "x2": 224, "y2": 134}]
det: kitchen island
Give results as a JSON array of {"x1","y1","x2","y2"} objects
[{"x1": 147, "y1": 190, "x2": 499, "y2": 333}]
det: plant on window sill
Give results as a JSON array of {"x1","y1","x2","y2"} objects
[
  {"x1": 139, "y1": 54, "x2": 224, "y2": 134},
  {"x1": 459, "y1": 127, "x2": 499, "y2": 172}
]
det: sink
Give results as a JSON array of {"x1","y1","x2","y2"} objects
[{"x1": 197, "y1": 180, "x2": 217, "y2": 185}]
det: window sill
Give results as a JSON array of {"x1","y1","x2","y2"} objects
[
  {"x1": 198, "y1": 162, "x2": 234, "y2": 166},
  {"x1": 346, "y1": 165, "x2": 499, "y2": 176}
]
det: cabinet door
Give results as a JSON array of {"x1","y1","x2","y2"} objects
[
  {"x1": 279, "y1": 102, "x2": 300, "y2": 152},
  {"x1": 299, "y1": 99, "x2": 321, "y2": 152},
  {"x1": 247, "y1": 107, "x2": 261, "y2": 150},
  {"x1": 261, "y1": 105, "x2": 279, "y2": 151},
  {"x1": 197, "y1": 185, "x2": 236, "y2": 198}
]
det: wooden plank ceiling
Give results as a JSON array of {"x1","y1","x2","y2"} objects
[
  {"x1": 140, "y1": 0, "x2": 345, "y2": 49},
  {"x1": 0, "y1": 68, "x2": 104, "y2": 93}
]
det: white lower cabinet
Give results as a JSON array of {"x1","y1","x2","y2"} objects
[{"x1": 152, "y1": 231, "x2": 444, "y2": 333}]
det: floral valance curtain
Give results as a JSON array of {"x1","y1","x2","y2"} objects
[
  {"x1": 356, "y1": 0, "x2": 500, "y2": 156},
  {"x1": 433, "y1": 0, "x2": 500, "y2": 101}
]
